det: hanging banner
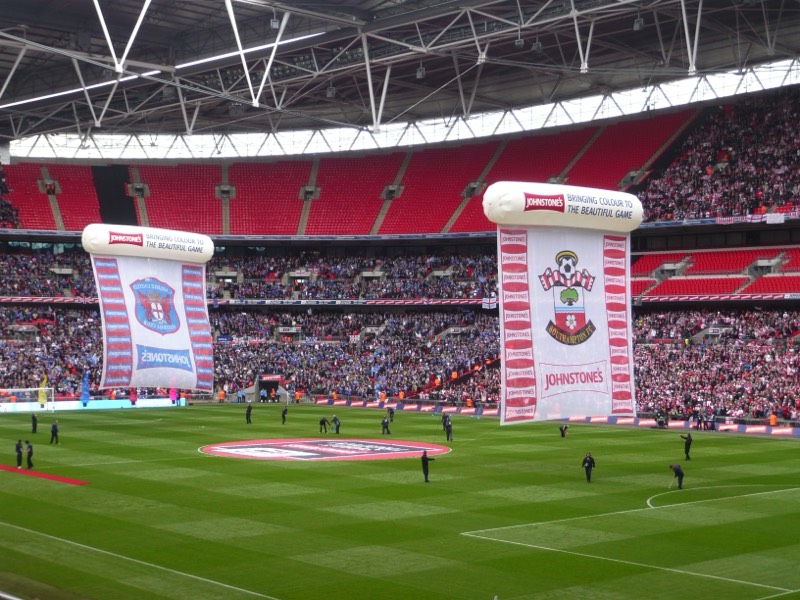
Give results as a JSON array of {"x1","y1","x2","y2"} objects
[
  {"x1": 483, "y1": 182, "x2": 642, "y2": 423},
  {"x1": 82, "y1": 224, "x2": 215, "y2": 392}
]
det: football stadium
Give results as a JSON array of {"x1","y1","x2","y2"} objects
[{"x1": 1, "y1": 2, "x2": 800, "y2": 599}]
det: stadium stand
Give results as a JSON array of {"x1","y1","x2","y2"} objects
[
  {"x1": 3, "y1": 88, "x2": 800, "y2": 424},
  {"x1": 643, "y1": 276, "x2": 749, "y2": 297},
  {"x1": 631, "y1": 278, "x2": 657, "y2": 297},
  {"x1": 682, "y1": 248, "x2": 780, "y2": 275},
  {"x1": 2, "y1": 163, "x2": 57, "y2": 229},
  {"x1": 630, "y1": 252, "x2": 689, "y2": 276},
  {"x1": 136, "y1": 164, "x2": 222, "y2": 234},
  {"x1": 305, "y1": 153, "x2": 405, "y2": 235},
  {"x1": 449, "y1": 127, "x2": 597, "y2": 233},
  {"x1": 777, "y1": 248, "x2": 800, "y2": 272},
  {"x1": 565, "y1": 110, "x2": 693, "y2": 190},
  {"x1": 228, "y1": 161, "x2": 311, "y2": 235},
  {"x1": 639, "y1": 88, "x2": 800, "y2": 222},
  {"x1": 738, "y1": 274, "x2": 800, "y2": 294},
  {"x1": 378, "y1": 142, "x2": 498, "y2": 234},
  {"x1": 46, "y1": 164, "x2": 102, "y2": 231}
]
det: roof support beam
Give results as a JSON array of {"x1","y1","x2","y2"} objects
[
  {"x1": 224, "y1": 0, "x2": 258, "y2": 106},
  {"x1": 256, "y1": 11, "x2": 290, "y2": 107},
  {"x1": 92, "y1": 0, "x2": 154, "y2": 72},
  {"x1": 375, "y1": 65, "x2": 391, "y2": 133},
  {"x1": 0, "y1": 46, "x2": 26, "y2": 101},
  {"x1": 361, "y1": 34, "x2": 379, "y2": 132},
  {"x1": 118, "y1": 0, "x2": 154, "y2": 73},
  {"x1": 71, "y1": 58, "x2": 100, "y2": 127},
  {"x1": 680, "y1": 0, "x2": 704, "y2": 76}
]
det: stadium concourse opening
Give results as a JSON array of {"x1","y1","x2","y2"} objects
[{"x1": 257, "y1": 374, "x2": 282, "y2": 402}]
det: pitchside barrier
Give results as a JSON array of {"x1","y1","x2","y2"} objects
[
  {"x1": 307, "y1": 398, "x2": 800, "y2": 436},
  {"x1": 0, "y1": 395, "x2": 184, "y2": 413}
]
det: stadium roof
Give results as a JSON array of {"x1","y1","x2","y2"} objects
[{"x1": 1, "y1": 0, "x2": 799, "y2": 148}]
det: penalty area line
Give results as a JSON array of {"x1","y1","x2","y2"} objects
[
  {"x1": 461, "y1": 487, "x2": 800, "y2": 595},
  {"x1": 463, "y1": 486, "x2": 800, "y2": 535},
  {"x1": 0, "y1": 520, "x2": 283, "y2": 600},
  {"x1": 460, "y1": 531, "x2": 792, "y2": 593}
]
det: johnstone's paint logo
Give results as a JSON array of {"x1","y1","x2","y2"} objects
[
  {"x1": 539, "y1": 250, "x2": 596, "y2": 345},
  {"x1": 200, "y1": 438, "x2": 450, "y2": 461},
  {"x1": 109, "y1": 231, "x2": 143, "y2": 246},
  {"x1": 523, "y1": 193, "x2": 565, "y2": 213},
  {"x1": 131, "y1": 277, "x2": 179, "y2": 334},
  {"x1": 136, "y1": 345, "x2": 193, "y2": 372}
]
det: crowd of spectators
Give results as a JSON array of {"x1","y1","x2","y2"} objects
[
  {"x1": 640, "y1": 87, "x2": 800, "y2": 222},
  {"x1": 0, "y1": 167, "x2": 20, "y2": 229},
  {"x1": 634, "y1": 308, "x2": 800, "y2": 422},
  {"x1": 0, "y1": 248, "x2": 498, "y2": 301},
  {"x1": 0, "y1": 251, "x2": 95, "y2": 297},
  {"x1": 2, "y1": 301, "x2": 800, "y2": 423}
]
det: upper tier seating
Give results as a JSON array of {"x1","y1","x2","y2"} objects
[
  {"x1": 565, "y1": 110, "x2": 692, "y2": 190},
  {"x1": 738, "y1": 274, "x2": 800, "y2": 294},
  {"x1": 228, "y1": 161, "x2": 311, "y2": 235},
  {"x1": 644, "y1": 276, "x2": 749, "y2": 297},
  {"x1": 777, "y1": 248, "x2": 800, "y2": 272},
  {"x1": 137, "y1": 165, "x2": 221, "y2": 234},
  {"x1": 449, "y1": 128, "x2": 597, "y2": 233},
  {"x1": 3, "y1": 164, "x2": 56, "y2": 229},
  {"x1": 683, "y1": 249, "x2": 780, "y2": 275},
  {"x1": 631, "y1": 278, "x2": 657, "y2": 297},
  {"x1": 379, "y1": 142, "x2": 498, "y2": 234},
  {"x1": 306, "y1": 153, "x2": 405, "y2": 235},
  {"x1": 46, "y1": 164, "x2": 101, "y2": 231},
  {"x1": 630, "y1": 252, "x2": 689, "y2": 276}
]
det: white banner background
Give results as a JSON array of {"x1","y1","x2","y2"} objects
[
  {"x1": 92, "y1": 255, "x2": 213, "y2": 391},
  {"x1": 498, "y1": 227, "x2": 636, "y2": 423}
]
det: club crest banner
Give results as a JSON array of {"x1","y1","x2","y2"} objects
[
  {"x1": 82, "y1": 224, "x2": 215, "y2": 392},
  {"x1": 483, "y1": 182, "x2": 642, "y2": 423}
]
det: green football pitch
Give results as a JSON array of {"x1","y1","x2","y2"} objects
[{"x1": 1, "y1": 404, "x2": 798, "y2": 600}]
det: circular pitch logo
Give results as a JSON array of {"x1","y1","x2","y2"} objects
[{"x1": 200, "y1": 438, "x2": 450, "y2": 461}]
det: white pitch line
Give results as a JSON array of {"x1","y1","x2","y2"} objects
[
  {"x1": 644, "y1": 484, "x2": 789, "y2": 508},
  {"x1": 753, "y1": 589, "x2": 800, "y2": 600},
  {"x1": 461, "y1": 531, "x2": 792, "y2": 592},
  {"x1": 34, "y1": 455, "x2": 204, "y2": 469},
  {"x1": 461, "y1": 486, "x2": 800, "y2": 593},
  {"x1": 464, "y1": 486, "x2": 800, "y2": 535},
  {"x1": 0, "y1": 521, "x2": 283, "y2": 600}
]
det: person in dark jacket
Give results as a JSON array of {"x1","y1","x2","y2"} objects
[
  {"x1": 25, "y1": 441, "x2": 33, "y2": 469},
  {"x1": 245, "y1": 403, "x2": 252, "y2": 424},
  {"x1": 281, "y1": 406, "x2": 288, "y2": 425},
  {"x1": 319, "y1": 417, "x2": 330, "y2": 433},
  {"x1": 15, "y1": 439, "x2": 23, "y2": 468},
  {"x1": 581, "y1": 452, "x2": 596, "y2": 482},
  {"x1": 670, "y1": 464, "x2": 685, "y2": 489},
  {"x1": 421, "y1": 450, "x2": 435, "y2": 482},
  {"x1": 331, "y1": 415, "x2": 341, "y2": 434},
  {"x1": 50, "y1": 420, "x2": 59, "y2": 444},
  {"x1": 381, "y1": 416, "x2": 391, "y2": 435},
  {"x1": 680, "y1": 433, "x2": 692, "y2": 460},
  {"x1": 445, "y1": 418, "x2": 453, "y2": 442},
  {"x1": 31, "y1": 412, "x2": 38, "y2": 433},
  {"x1": 559, "y1": 424, "x2": 569, "y2": 438}
]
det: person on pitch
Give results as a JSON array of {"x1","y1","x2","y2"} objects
[
  {"x1": 680, "y1": 433, "x2": 692, "y2": 460},
  {"x1": 581, "y1": 452, "x2": 596, "y2": 482},
  {"x1": 421, "y1": 450, "x2": 435, "y2": 483},
  {"x1": 670, "y1": 464, "x2": 685, "y2": 489}
]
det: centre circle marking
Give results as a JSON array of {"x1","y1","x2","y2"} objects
[{"x1": 199, "y1": 437, "x2": 451, "y2": 461}]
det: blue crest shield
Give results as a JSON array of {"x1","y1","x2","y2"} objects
[{"x1": 131, "y1": 278, "x2": 180, "y2": 335}]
